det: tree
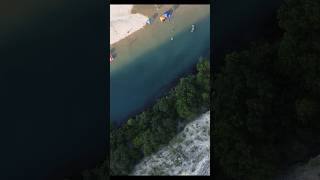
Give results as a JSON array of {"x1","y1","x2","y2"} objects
[
  {"x1": 214, "y1": 1, "x2": 320, "y2": 179},
  {"x1": 196, "y1": 58, "x2": 210, "y2": 107},
  {"x1": 108, "y1": 58, "x2": 211, "y2": 175},
  {"x1": 175, "y1": 76, "x2": 200, "y2": 120}
]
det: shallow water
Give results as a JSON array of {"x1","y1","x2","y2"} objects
[{"x1": 110, "y1": 5, "x2": 210, "y2": 123}]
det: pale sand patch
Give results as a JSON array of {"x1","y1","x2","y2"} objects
[
  {"x1": 110, "y1": 5, "x2": 209, "y2": 50},
  {"x1": 110, "y1": 5, "x2": 148, "y2": 45}
]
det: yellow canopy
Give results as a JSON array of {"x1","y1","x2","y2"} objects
[{"x1": 160, "y1": 15, "x2": 166, "y2": 22}]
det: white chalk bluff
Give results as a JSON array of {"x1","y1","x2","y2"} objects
[
  {"x1": 110, "y1": 5, "x2": 148, "y2": 45},
  {"x1": 132, "y1": 111, "x2": 210, "y2": 175}
]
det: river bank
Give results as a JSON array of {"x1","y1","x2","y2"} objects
[
  {"x1": 110, "y1": 5, "x2": 210, "y2": 123},
  {"x1": 110, "y1": 5, "x2": 148, "y2": 45},
  {"x1": 132, "y1": 111, "x2": 210, "y2": 175}
]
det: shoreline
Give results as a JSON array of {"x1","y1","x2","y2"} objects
[
  {"x1": 110, "y1": 5, "x2": 208, "y2": 49},
  {"x1": 110, "y1": 5, "x2": 176, "y2": 47},
  {"x1": 110, "y1": 5, "x2": 210, "y2": 68},
  {"x1": 113, "y1": 52, "x2": 210, "y2": 126},
  {"x1": 110, "y1": 5, "x2": 210, "y2": 123}
]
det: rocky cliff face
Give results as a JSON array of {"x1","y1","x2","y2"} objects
[{"x1": 132, "y1": 111, "x2": 210, "y2": 175}]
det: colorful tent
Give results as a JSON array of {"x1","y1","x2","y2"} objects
[
  {"x1": 160, "y1": 10, "x2": 172, "y2": 22},
  {"x1": 163, "y1": 10, "x2": 172, "y2": 19}
]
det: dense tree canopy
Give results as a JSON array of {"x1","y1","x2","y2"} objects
[
  {"x1": 213, "y1": 0, "x2": 320, "y2": 179},
  {"x1": 108, "y1": 58, "x2": 210, "y2": 175},
  {"x1": 65, "y1": 57, "x2": 210, "y2": 178}
]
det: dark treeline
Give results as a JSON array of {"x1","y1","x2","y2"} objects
[
  {"x1": 66, "y1": 58, "x2": 210, "y2": 179},
  {"x1": 213, "y1": 0, "x2": 320, "y2": 179},
  {"x1": 110, "y1": 58, "x2": 210, "y2": 175}
]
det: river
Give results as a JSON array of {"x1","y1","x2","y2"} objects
[{"x1": 110, "y1": 5, "x2": 210, "y2": 123}]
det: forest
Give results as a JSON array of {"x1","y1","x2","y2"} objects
[
  {"x1": 65, "y1": 57, "x2": 210, "y2": 179},
  {"x1": 67, "y1": 0, "x2": 320, "y2": 179},
  {"x1": 213, "y1": 0, "x2": 320, "y2": 179},
  {"x1": 109, "y1": 58, "x2": 210, "y2": 175}
]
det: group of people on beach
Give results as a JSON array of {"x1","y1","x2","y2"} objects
[{"x1": 110, "y1": 5, "x2": 197, "y2": 63}]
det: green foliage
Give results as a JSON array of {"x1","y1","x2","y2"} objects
[
  {"x1": 295, "y1": 97, "x2": 319, "y2": 124},
  {"x1": 175, "y1": 76, "x2": 200, "y2": 120},
  {"x1": 197, "y1": 58, "x2": 211, "y2": 108},
  {"x1": 109, "y1": 58, "x2": 210, "y2": 175},
  {"x1": 214, "y1": 0, "x2": 320, "y2": 179},
  {"x1": 196, "y1": 58, "x2": 210, "y2": 92},
  {"x1": 214, "y1": 44, "x2": 279, "y2": 180}
]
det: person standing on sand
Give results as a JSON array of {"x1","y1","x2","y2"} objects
[{"x1": 155, "y1": 5, "x2": 159, "y2": 11}]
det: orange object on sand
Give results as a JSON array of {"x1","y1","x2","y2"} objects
[{"x1": 160, "y1": 15, "x2": 166, "y2": 22}]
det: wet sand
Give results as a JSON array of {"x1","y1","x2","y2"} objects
[{"x1": 110, "y1": 5, "x2": 210, "y2": 72}]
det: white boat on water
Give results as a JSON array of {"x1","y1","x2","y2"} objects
[{"x1": 191, "y1": 24, "x2": 195, "y2": 32}]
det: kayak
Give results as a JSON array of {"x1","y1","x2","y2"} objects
[
  {"x1": 110, "y1": 54, "x2": 114, "y2": 63},
  {"x1": 191, "y1": 25, "x2": 195, "y2": 32}
]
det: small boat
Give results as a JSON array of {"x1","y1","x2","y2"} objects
[
  {"x1": 191, "y1": 24, "x2": 195, "y2": 32},
  {"x1": 170, "y1": 37, "x2": 174, "y2": 41}
]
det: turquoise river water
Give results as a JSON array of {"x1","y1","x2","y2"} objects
[{"x1": 110, "y1": 7, "x2": 210, "y2": 123}]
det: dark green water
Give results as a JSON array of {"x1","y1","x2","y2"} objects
[{"x1": 110, "y1": 15, "x2": 210, "y2": 123}]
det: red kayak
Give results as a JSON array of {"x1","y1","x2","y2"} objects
[{"x1": 110, "y1": 54, "x2": 114, "y2": 63}]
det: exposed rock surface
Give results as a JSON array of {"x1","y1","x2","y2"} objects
[{"x1": 132, "y1": 111, "x2": 210, "y2": 175}]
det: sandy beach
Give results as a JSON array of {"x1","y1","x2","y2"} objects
[
  {"x1": 110, "y1": 5, "x2": 210, "y2": 122},
  {"x1": 110, "y1": 5, "x2": 148, "y2": 45},
  {"x1": 110, "y1": 4, "x2": 210, "y2": 73},
  {"x1": 110, "y1": 5, "x2": 195, "y2": 47}
]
